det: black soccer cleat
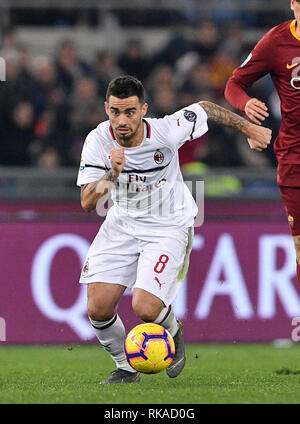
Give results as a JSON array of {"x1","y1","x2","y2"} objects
[
  {"x1": 100, "y1": 369, "x2": 141, "y2": 384},
  {"x1": 166, "y1": 320, "x2": 186, "y2": 378}
]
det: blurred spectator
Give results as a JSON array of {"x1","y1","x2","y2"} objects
[
  {"x1": 179, "y1": 63, "x2": 213, "y2": 95},
  {"x1": 151, "y1": 87, "x2": 178, "y2": 118},
  {"x1": 0, "y1": 48, "x2": 38, "y2": 124},
  {"x1": 209, "y1": 52, "x2": 239, "y2": 94},
  {"x1": 151, "y1": 33, "x2": 192, "y2": 67},
  {"x1": 175, "y1": 51, "x2": 200, "y2": 83},
  {"x1": 69, "y1": 77, "x2": 104, "y2": 133},
  {"x1": 220, "y1": 21, "x2": 245, "y2": 59},
  {"x1": 67, "y1": 78, "x2": 105, "y2": 166},
  {"x1": 36, "y1": 147, "x2": 61, "y2": 168},
  {"x1": 0, "y1": 101, "x2": 36, "y2": 165},
  {"x1": 93, "y1": 50, "x2": 123, "y2": 98},
  {"x1": 176, "y1": 90, "x2": 198, "y2": 111},
  {"x1": 191, "y1": 20, "x2": 220, "y2": 62},
  {"x1": 146, "y1": 64, "x2": 176, "y2": 94},
  {"x1": 54, "y1": 39, "x2": 91, "y2": 95},
  {"x1": 0, "y1": 28, "x2": 17, "y2": 49},
  {"x1": 32, "y1": 56, "x2": 65, "y2": 112},
  {"x1": 118, "y1": 39, "x2": 151, "y2": 82}
]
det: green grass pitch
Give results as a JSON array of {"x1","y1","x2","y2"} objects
[{"x1": 0, "y1": 343, "x2": 300, "y2": 404}]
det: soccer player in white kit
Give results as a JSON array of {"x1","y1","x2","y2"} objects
[{"x1": 77, "y1": 76, "x2": 271, "y2": 384}]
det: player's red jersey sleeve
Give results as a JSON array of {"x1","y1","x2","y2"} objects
[{"x1": 225, "y1": 30, "x2": 274, "y2": 112}]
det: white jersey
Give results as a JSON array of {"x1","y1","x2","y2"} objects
[{"x1": 77, "y1": 103, "x2": 208, "y2": 229}]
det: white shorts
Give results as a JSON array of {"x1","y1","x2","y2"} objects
[{"x1": 79, "y1": 212, "x2": 194, "y2": 306}]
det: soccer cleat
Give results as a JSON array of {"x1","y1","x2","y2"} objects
[
  {"x1": 166, "y1": 320, "x2": 186, "y2": 378},
  {"x1": 99, "y1": 369, "x2": 141, "y2": 384}
]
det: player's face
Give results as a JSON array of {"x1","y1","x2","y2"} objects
[
  {"x1": 105, "y1": 95, "x2": 148, "y2": 143},
  {"x1": 291, "y1": 0, "x2": 300, "y2": 21}
]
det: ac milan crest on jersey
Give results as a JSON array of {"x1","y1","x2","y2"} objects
[
  {"x1": 154, "y1": 149, "x2": 164, "y2": 164},
  {"x1": 82, "y1": 258, "x2": 89, "y2": 276}
]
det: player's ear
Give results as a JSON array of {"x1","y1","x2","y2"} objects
[{"x1": 141, "y1": 103, "x2": 148, "y2": 117}]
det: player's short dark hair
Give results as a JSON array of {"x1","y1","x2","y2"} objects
[{"x1": 106, "y1": 75, "x2": 145, "y2": 104}]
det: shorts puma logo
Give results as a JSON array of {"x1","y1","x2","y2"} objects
[{"x1": 154, "y1": 277, "x2": 167, "y2": 289}]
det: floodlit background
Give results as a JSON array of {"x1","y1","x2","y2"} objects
[{"x1": 0, "y1": 0, "x2": 299, "y2": 344}]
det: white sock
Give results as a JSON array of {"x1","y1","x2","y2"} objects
[
  {"x1": 153, "y1": 305, "x2": 179, "y2": 337},
  {"x1": 89, "y1": 314, "x2": 135, "y2": 373}
]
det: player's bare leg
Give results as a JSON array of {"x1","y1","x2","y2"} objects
[
  {"x1": 132, "y1": 288, "x2": 165, "y2": 322},
  {"x1": 87, "y1": 282, "x2": 125, "y2": 320},
  {"x1": 132, "y1": 288, "x2": 186, "y2": 378},
  {"x1": 293, "y1": 235, "x2": 300, "y2": 284},
  {"x1": 87, "y1": 283, "x2": 140, "y2": 384}
]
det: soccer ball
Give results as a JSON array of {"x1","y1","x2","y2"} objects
[{"x1": 124, "y1": 323, "x2": 175, "y2": 374}]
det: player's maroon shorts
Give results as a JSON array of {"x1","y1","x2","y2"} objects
[{"x1": 277, "y1": 163, "x2": 300, "y2": 236}]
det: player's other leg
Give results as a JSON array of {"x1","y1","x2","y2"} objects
[
  {"x1": 132, "y1": 227, "x2": 192, "y2": 378},
  {"x1": 293, "y1": 235, "x2": 300, "y2": 284},
  {"x1": 278, "y1": 181, "x2": 300, "y2": 285},
  {"x1": 132, "y1": 288, "x2": 185, "y2": 378},
  {"x1": 278, "y1": 165, "x2": 300, "y2": 286},
  {"x1": 87, "y1": 282, "x2": 140, "y2": 384}
]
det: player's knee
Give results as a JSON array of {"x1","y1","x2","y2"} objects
[
  {"x1": 132, "y1": 302, "x2": 161, "y2": 323},
  {"x1": 132, "y1": 289, "x2": 164, "y2": 322},
  {"x1": 135, "y1": 310, "x2": 157, "y2": 323},
  {"x1": 87, "y1": 299, "x2": 114, "y2": 321}
]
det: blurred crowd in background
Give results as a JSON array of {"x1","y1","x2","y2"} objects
[{"x1": 0, "y1": 18, "x2": 282, "y2": 170}]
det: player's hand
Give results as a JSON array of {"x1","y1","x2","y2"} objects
[
  {"x1": 245, "y1": 122, "x2": 272, "y2": 152},
  {"x1": 245, "y1": 98, "x2": 269, "y2": 125},
  {"x1": 109, "y1": 147, "x2": 125, "y2": 177}
]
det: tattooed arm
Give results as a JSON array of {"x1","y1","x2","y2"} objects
[
  {"x1": 80, "y1": 147, "x2": 125, "y2": 212},
  {"x1": 81, "y1": 170, "x2": 116, "y2": 212},
  {"x1": 199, "y1": 101, "x2": 272, "y2": 152}
]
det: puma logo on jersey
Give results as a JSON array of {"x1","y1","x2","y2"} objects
[
  {"x1": 101, "y1": 343, "x2": 112, "y2": 349},
  {"x1": 286, "y1": 62, "x2": 300, "y2": 69},
  {"x1": 154, "y1": 277, "x2": 167, "y2": 289}
]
